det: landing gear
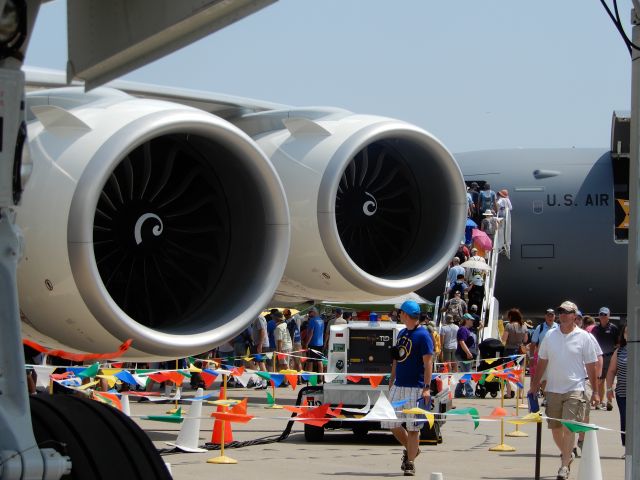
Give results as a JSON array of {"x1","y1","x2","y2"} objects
[{"x1": 30, "y1": 394, "x2": 171, "y2": 479}]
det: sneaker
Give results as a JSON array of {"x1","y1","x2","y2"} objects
[
  {"x1": 557, "y1": 465, "x2": 569, "y2": 480},
  {"x1": 253, "y1": 381, "x2": 265, "y2": 390},
  {"x1": 596, "y1": 403, "x2": 607, "y2": 411},
  {"x1": 606, "y1": 402, "x2": 613, "y2": 411},
  {"x1": 575, "y1": 439, "x2": 584, "y2": 457},
  {"x1": 403, "y1": 461, "x2": 415, "y2": 476},
  {"x1": 400, "y1": 448, "x2": 421, "y2": 471}
]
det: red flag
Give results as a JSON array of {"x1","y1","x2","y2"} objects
[
  {"x1": 201, "y1": 371, "x2": 218, "y2": 388},
  {"x1": 294, "y1": 404, "x2": 331, "y2": 427},
  {"x1": 346, "y1": 375, "x2": 362, "y2": 383},
  {"x1": 22, "y1": 338, "x2": 133, "y2": 362}
]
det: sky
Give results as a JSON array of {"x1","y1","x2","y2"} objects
[{"x1": 24, "y1": 0, "x2": 634, "y2": 153}]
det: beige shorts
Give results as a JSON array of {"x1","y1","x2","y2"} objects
[{"x1": 545, "y1": 390, "x2": 587, "y2": 429}]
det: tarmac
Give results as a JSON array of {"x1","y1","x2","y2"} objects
[{"x1": 131, "y1": 380, "x2": 627, "y2": 480}]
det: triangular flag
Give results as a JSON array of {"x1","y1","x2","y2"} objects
[
  {"x1": 448, "y1": 407, "x2": 480, "y2": 429},
  {"x1": 142, "y1": 408, "x2": 184, "y2": 423},
  {"x1": 366, "y1": 375, "x2": 383, "y2": 389},
  {"x1": 270, "y1": 373, "x2": 284, "y2": 388},
  {"x1": 266, "y1": 390, "x2": 275, "y2": 406},
  {"x1": 230, "y1": 398, "x2": 248, "y2": 415},
  {"x1": 188, "y1": 363, "x2": 202, "y2": 373},
  {"x1": 200, "y1": 371, "x2": 218, "y2": 388},
  {"x1": 309, "y1": 374, "x2": 318, "y2": 386},
  {"x1": 346, "y1": 375, "x2": 362, "y2": 383},
  {"x1": 114, "y1": 370, "x2": 138, "y2": 386},
  {"x1": 294, "y1": 404, "x2": 331, "y2": 427},
  {"x1": 256, "y1": 371, "x2": 271, "y2": 381},
  {"x1": 560, "y1": 421, "x2": 599, "y2": 433},
  {"x1": 210, "y1": 411, "x2": 253, "y2": 423},
  {"x1": 92, "y1": 391, "x2": 122, "y2": 411},
  {"x1": 362, "y1": 391, "x2": 397, "y2": 421},
  {"x1": 328, "y1": 402, "x2": 343, "y2": 417},
  {"x1": 285, "y1": 374, "x2": 298, "y2": 390},
  {"x1": 77, "y1": 363, "x2": 100, "y2": 379}
]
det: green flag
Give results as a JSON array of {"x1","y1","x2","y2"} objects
[
  {"x1": 256, "y1": 371, "x2": 272, "y2": 381},
  {"x1": 266, "y1": 390, "x2": 275, "y2": 406},
  {"x1": 448, "y1": 407, "x2": 480, "y2": 429},
  {"x1": 560, "y1": 421, "x2": 599, "y2": 433},
  {"x1": 142, "y1": 407, "x2": 184, "y2": 424},
  {"x1": 77, "y1": 362, "x2": 100, "y2": 379},
  {"x1": 309, "y1": 374, "x2": 318, "y2": 386}
]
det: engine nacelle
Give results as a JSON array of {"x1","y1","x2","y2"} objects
[
  {"x1": 18, "y1": 87, "x2": 289, "y2": 359},
  {"x1": 235, "y1": 108, "x2": 466, "y2": 302}
]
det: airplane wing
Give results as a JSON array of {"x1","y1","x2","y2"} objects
[{"x1": 24, "y1": 66, "x2": 287, "y2": 119}]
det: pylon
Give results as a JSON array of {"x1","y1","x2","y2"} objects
[
  {"x1": 165, "y1": 387, "x2": 207, "y2": 453},
  {"x1": 210, "y1": 405, "x2": 234, "y2": 444},
  {"x1": 120, "y1": 393, "x2": 131, "y2": 416},
  {"x1": 577, "y1": 429, "x2": 603, "y2": 480}
]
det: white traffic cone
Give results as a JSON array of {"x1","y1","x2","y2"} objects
[
  {"x1": 577, "y1": 429, "x2": 603, "y2": 480},
  {"x1": 430, "y1": 473, "x2": 444, "y2": 480},
  {"x1": 120, "y1": 393, "x2": 130, "y2": 416},
  {"x1": 166, "y1": 387, "x2": 207, "y2": 452}
]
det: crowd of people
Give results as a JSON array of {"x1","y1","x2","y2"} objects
[{"x1": 527, "y1": 302, "x2": 626, "y2": 480}]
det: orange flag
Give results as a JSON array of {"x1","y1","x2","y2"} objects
[
  {"x1": 366, "y1": 375, "x2": 383, "y2": 389},
  {"x1": 346, "y1": 375, "x2": 362, "y2": 383},
  {"x1": 210, "y1": 411, "x2": 253, "y2": 423},
  {"x1": 92, "y1": 391, "x2": 122, "y2": 411},
  {"x1": 230, "y1": 398, "x2": 248, "y2": 415},
  {"x1": 230, "y1": 366, "x2": 245, "y2": 377},
  {"x1": 285, "y1": 374, "x2": 298, "y2": 390}
]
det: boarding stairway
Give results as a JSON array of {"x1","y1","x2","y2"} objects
[{"x1": 434, "y1": 209, "x2": 512, "y2": 343}]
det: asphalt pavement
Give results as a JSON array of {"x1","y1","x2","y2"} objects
[{"x1": 130, "y1": 380, "x2": 626, "y2": 480}]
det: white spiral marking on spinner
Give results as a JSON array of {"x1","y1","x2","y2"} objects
[
  {"x1": 134, "y1": 213, "x2": 164, "y2": 245},
  {"x1": 362, "y1": 192, "x2": 377, "y2": 216}
]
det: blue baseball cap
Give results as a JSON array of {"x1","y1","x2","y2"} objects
[
  {"x1": 399, "y1": 300, "x2": 421, "y2": 318},
  {"x1": 369, "y1": 312, "x2": 378, "y2": 321}
]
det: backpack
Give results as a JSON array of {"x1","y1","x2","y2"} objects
[{"x1": 446, "y1": 298, "x2": 464, "y2": 320}]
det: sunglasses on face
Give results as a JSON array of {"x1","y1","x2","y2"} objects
[
  {"x1": 599, "y1": 313, "x2": 608, "y2": 316},
  {"x1": 556, "y1": 309, "x2": 574, "y2": 315}
]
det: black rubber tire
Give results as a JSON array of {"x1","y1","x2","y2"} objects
[
  {"x1": 352, "y1": 423, "x2": 369, "y2": 439},
  {"x1": 30, "y1": 394, "x2": 171, "y2": 480},
  {"x1": 490, "y1": 391, "x2": 498, "y2": 398},
  {"x1": 304, "y1": 423, "x2": 325, "y2": 442}
]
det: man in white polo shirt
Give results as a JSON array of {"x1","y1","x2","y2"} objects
[{"x1": 528, "y1": 301, "x2": 599, "y2": 480}]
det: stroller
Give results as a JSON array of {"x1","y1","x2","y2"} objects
[{"x1": 474, "y1": 338, "x2": 506, "y2": 399}]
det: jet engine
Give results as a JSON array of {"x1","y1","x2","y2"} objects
[
  {"x1": 17, "y1": 87, "x2": 289, "y2": 359},
  {"x1": 235, "y1": 108, "x2": 466, "y2": 303}
]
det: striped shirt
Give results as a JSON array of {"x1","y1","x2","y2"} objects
[{"x1": 615, "y1": 346, "x2": 627, "y2": 398}]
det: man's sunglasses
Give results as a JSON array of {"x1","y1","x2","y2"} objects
[{"x1": 556, "y1": 308, "x2": 574, "y2": 314}]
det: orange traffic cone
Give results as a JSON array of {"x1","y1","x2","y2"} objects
[{"x1": 211, "y1": 405, "x2": 234, "y2": 444}]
